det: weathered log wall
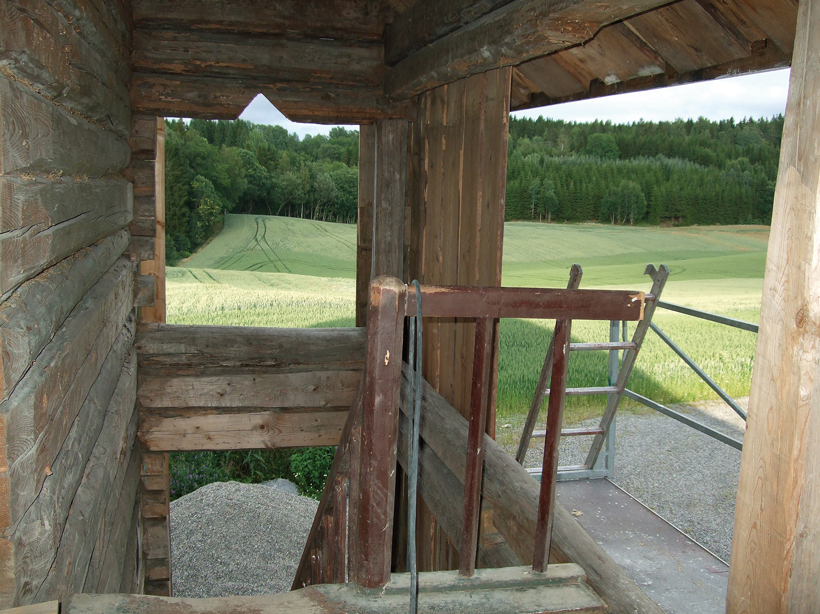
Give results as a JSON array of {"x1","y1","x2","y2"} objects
[
  {"x1": 0, "y1": 0, "x2": 144, "y2": 606},
  {"x1": 136, "y1": 325, "x2": 367, "y2": 451}
]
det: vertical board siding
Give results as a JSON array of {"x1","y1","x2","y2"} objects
[{"x1": 406, "y1": 67, "x2": 512, "y2": 572}]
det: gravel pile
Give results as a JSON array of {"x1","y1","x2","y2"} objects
[
  {"x1": 513, "y1": 398, "x2": 746, "y2": 562},
  {"x1": 170, "y1": 481, "x2": 318, "y2": 597}
]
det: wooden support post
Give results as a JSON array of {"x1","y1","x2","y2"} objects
[
  {"x1": 356, "y1": 125, "x2": 376, "y2": 328},
  {"x1": 140, "y1": 118, "x2": 166, "y2": 324},
  {"x1": 356, "y1": 277, "x2": 407, "y2": 589},
  {"x1": 727, "y1": 0, "x2": 820, "y2": 610},
  {"x1": 532, "y1": 319, "x2": 571, "y2": 573},
  {"x1": 140, "y1": 450, "x2": 171, "y2": 596},
  {"x1": 458, "y1": 317, "x2": 494, "y2": 577},
  {"x1": 371, "y1": 120, "x2": 409, "y2": 281}
]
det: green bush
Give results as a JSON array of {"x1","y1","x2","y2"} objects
[{"x1": 169, "y1": 447, "x2": 336, "y2": 501}]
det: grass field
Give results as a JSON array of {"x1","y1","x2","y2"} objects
[{"x1": 169, "y1": 215, "x2": 767, "y2": 423}]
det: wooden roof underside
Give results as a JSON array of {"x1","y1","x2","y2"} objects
[{"x1": 131, "y1": 0, "x2": 797, "y2": 123}]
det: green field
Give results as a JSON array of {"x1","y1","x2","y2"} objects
[{"x1": 169, "y1": 215, "x2": 767, "y2": 422}]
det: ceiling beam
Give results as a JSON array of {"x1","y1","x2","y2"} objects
[
  {"x1": 384, "y1": 0, "x2": 513, "y2": 65},
  {"x1": 384, "y1": 0, "x2": 677, "y2": 99}
]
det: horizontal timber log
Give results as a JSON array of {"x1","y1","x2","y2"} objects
[
  {"x1": 3, "y1": 259, "x2": 133, "y2": 490},
  {"x1": 0, "y1": 0, "x2": 131, "y2": 136},
  {"x1": 138, "y1": 407, "x2": 348, "y2": 451},
  {"x1": 0, "y1": 77, "x2": 130, "y2": 177},
  {"x1": 0, "y1": 176, "x2": 133, "y2": 299},
  {"x1": 32, "y1": 352, "x2": 138, "y2": 604},
  {"x1": 135, "y1": 275, "x2": 156, "y2": 307},
  {"x1": 384, "y1": 0, "x2": 671, "y2": 99},
  {"x1": 128, "y1": 236, "x2": 155, "y2": 262},
  {"x1": 400, "y1": 366, "x2": 664, "y2": 614},
  {"x1": 138, "y1": 371, "x2": 360, "y2": 409},
  {"x1": 264, "y1": 89, "x2": 416, "y2": 125},
  {"x1": 0, "y1": 230, "x2": 129, "y2": 401},
  {"x1": 130, "y1": 75, "x2": 257, "y2": 120},
  {"x1": 406, "y1": 285, "x2": 644, "y2": 320},
  {"x1": 136, "y1": 324, "x2": 366, "y2": 373},
  {"x1": 129, "y1": 116, "x2": 158, "y2": 161},
  {"x1": 132, "y1": 30, "x2": 383, "y2": 87},
  {"x1": 9, "y1": 321, "x2": 135, "y2": 596},
  {"x1": 133, "y1": 0, "x2": 387, "y2": 42}
]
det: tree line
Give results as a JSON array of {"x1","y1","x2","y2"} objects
[
  {"x1": 505, "y1": 115, "x2": 783, "y2": 225},
  {"x1": 165, "y1": 118, "x2": 359, "y2": 263},
  {"x1": 165, "y1": 114, "x2": 783, "y2": 263}
]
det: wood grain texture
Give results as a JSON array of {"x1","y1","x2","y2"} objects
[
  {"x1": 727, "y1": 0, "x2": 820, "y2": 611},
  {"x1": 136, "y1": 324, "x2": 366, "y2": 374},
  {"x1": 133, "y1": 0, "x2": 388, "y2": 42},
  {"x1": 0, "y1": 230, "x2": 129, "y2": 402},
  {"x1": 30, "y1": 351, "x2": 137, "y2": 604},
  {"x1": 356, "y1": 125, "x2": 375, "y2": 328},
  {"x1": 3, "y1": 259, "x2": 133, "y2": 512},
  {"x1": 135, "y1": 275, "x2": 156, "y2": 307},
  {"x1": 0, "y1": 76, "x2": 130, "y2": 177},
  {"x1": 371, "y1": 120, "x2": 408, "y2": 281},
  {"x1": 9, "y1": 320, "x2": 134, "y2": 604},
  {"x1": 384, "y1": 0, "x2": 670, "y2": 98},
  {"x1": 128, "y1": 236, "x2": 155, "y2": 262},
  {"x1": 139, "y1": 117, "x2": 166, "y2": 324},
  {"x1": 0, "y1": 0, "x2": 131, "y2": 136},
  {"x1": 0, "y1": 176, "x2": 133, "y2": 300},
  {"x1": 140, "y1": 450, "x2": 171, "y2": 596},
  {"x1": 138, "y1": 407, "x2": 348, "y2": 451}
]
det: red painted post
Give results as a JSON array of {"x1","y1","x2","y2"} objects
[
  {"x1": 355, "y1": 276, "x2": 407, "y2": 589},
  {"x1": 532, "y1": 318, "x2": 572, "y2": 572}
]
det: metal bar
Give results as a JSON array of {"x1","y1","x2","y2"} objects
[
  {"x1": 516, "y1": 265, "x2": 583, "y2": 465},
  {"x1": 657, "y1": 300, "x2": 759, "y2": 333},
  {"x1": 532, "y1": 427, "x2": 604, "y2": 438},
  {"x1": 405, "y1": 284, "x2": 644, "y2": 321},
  {"x1": 624, "y1": 389, "x2": 743, "y2": 451},
  {"x1": 650, "y1": 322, "x2": 748, "y2": 421},
  {"x1": 570, "y1": 341, "x2": 637, "y2": 351},
  {"x1": 356, "y1": 277, "x2": 406, "y2": 589},
  {"x1": 545, "y1": 386, "x2": 619, "y2": 396},
  {"x1": 585, "y1": 264, "x2": 670, "y2": 469},
  {"x1": 459, "y1": 317, "x2": 494, "y2": 578},
  {"x1": 533, "y1": 319, "x2": 572, "y2": 573}
]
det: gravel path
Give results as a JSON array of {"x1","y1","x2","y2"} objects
[
  {"x1": 506, "y1": 399, "x2": 746, "y2": 562},
  {"x1": 170, "y1": 481, "x2": 318, "y2": 597}
]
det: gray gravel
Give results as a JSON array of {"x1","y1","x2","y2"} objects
[
  {"x1": 170, "y1": 481, "x2": 318, "y2": 597},
  {"x1": 511, "y1": 399, "x2": 746, "y2": 562}
]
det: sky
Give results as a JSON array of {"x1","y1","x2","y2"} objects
[{"x1": 238, "y1": 67, "x2": 791, "y2": 137}]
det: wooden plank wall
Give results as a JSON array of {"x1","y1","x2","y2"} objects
[
  {"x1": 727, "y1": 0, "x2": 820, "y2": 610},
  {"x1": 406, "y1": 67, "x2": 512, "y2": 571},
  {"x1": 0, "y1": 0, "x2": 145, "y2": 606}
]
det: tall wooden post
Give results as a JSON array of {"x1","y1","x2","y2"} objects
[
  {"x1": 727, "y1": 0, "x2": 820, "y2": 611},
  {"x1": 356, "y1": 125, "x2": 375, "y2": 328},
  {"x1": 407, "y1": 67, "x2": 512, "y2": 571}
]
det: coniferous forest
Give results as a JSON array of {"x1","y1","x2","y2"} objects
[{"x1": 165, "y1": 114, "x2": 783, "y2": 263}]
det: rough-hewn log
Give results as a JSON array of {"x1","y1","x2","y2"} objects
[
  {"x1": 0, "y1": 230, "x2": 129, "y2": 402},
  {"x1": 140, "y1": 450, "x2": 171, "y2": 596},
  {"x1": 139, "y1": 117, "x2": 166, "y2": 324},
  {"x1": 31, "y1": 351, "x2": 137, "y2": 604},
  {"x1": 727, "y1": 0, "x2": 820, "y2": 610},
  {"x1": 3, "y1": 259, "x2": 133, "y2": 509},
  {"x1": 265, "y1": 88, "x2": 416, "y2": 125},
  {"x1": 0, "y1": 176, "x2": 133, "y2": 299},
  {"x1": 132, "y1": 0, "x2": 387, "y2": 42},
  {"x1": 402, "y1": 370, "x2": 665, "y2": 614},
  {"x1": 384, "y1": 0, "x2": 672, "y2": 99},
  {"x1": 135, "y1": 275, "x2": 156, "y2": 307},
  {"x1": 384, "y1": 0, "x2": 512, "y2": 65},
  {"x1": 0, "y1": 77, "x2": 130, "y2": 177},
  {"x1": 132, "y1": 30, "x2": 383, "y2": 87},
  {"x1": 128, "y1": 236, "x2": 155, "y2": 262},
  {"x1": 119, "y1": 496, "x2": 142, "y2": 595},
  {"x1": 135, "y1": 324, "x2": 366, "y2": 374},
  {"x1": 84, "y1": 442, "x2": 141, "y2": 594},
  {"x1": 128, "y1": 116, "x2": 158, "y2": 161},
  {"x1": 0, "y1": 0, "x2": 131, "y2": 136},
  {"x1": 130, "y1": 74, "x2": 256, "y2": 120},
  {"x1": 138, "y1": 407, "x2": 348, "y2": 451},
  {"x1": 9, "y1": 320, "x2": 135, "y2": 604},
  {"x1": 138, "y1": 371, "x2": 360, "y2": 410}
]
